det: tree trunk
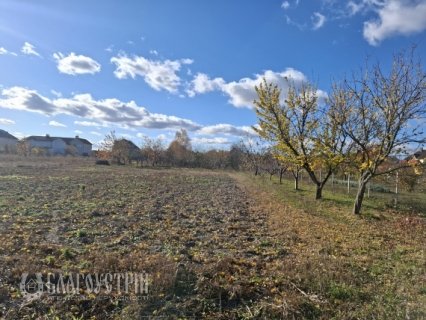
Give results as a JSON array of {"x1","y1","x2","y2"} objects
[
  {"x1": 304, "y1": 166, "x2": 327, "y2": 200},
  {"x1": 279, "y1": 168, "x2": 284, "y2": 184},
  {"x1": 294, "y1": 175, "x2": 299, "y2": 190},
  {"x1": 315, "y1": 184, "x2": 323, "y2": 200},
  {"x1": 353, "y1": 178, "x2": 368, "y2": 215}
]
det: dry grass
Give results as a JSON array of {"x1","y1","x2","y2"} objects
[{"x1": 233, "y1": 172, "x2": 426, "y2": 319}]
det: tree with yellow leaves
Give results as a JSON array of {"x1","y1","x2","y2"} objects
[{"x1": 253, "y1": 79, "x2": 349, "y2": 199}]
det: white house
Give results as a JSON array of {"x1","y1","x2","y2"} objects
[
  {"x1": 0, "y1": 129, "x2": 18, "y2": 153},
  {"x1": 25, "y1": 134, "x2": 92, "y2": 156}
]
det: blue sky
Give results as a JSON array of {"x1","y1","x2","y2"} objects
[{"x1": 0, "y1": 0, "x2": 425, "y2": 149}]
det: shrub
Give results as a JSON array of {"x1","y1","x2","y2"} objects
[{"x1": 95, "y1": 160, "x2": 110, "y2": 165}]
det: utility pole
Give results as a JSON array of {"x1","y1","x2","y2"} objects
[
  {"x1": 347, "y1": 173, "x2": 350, "y2": 194},
  {"x1": 394, "y1": 171, "x2": 399, "y2": 208}
]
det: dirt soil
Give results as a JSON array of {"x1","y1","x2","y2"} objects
[{"x1": 0, "y1": 160, "x2": 289, "y2": 319}]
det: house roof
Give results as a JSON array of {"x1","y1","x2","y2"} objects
[
  {"x1": 0, "y1": 129, "x2": 18, "y2": 140},
  {"x1": 25, "y1": 135, "x2": 92, "y2": 145},
  {"x1": 115, "y1": 138, "x2": 139, "y2": 151},
  {"x1": 62, "y1": 137, "x2": 92, "y2": 145},
  {"x1": 413, "y1": 149, "x2": 426, "y2": 160},
  {"x1": 405, "y1": 149, "x2": 426, "y2": 161}
]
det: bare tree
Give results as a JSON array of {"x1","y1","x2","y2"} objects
[
  {"x1": 174, "y1": 129, "x2": 192, "y2": 150},
  {"x1": 17, "y1": 139, "x2": 31, "y2": 157},
  {"x1": 331, "y1": 49, "x2": 426, "y2": 214},
  {"x1": 111, "y1": 139, "x2": 131, "y2": 164},
  {"x1": 262, "y1": 150, "x2": 280, "y2": 180},
  {"x1": 99, "y1": 131, "x2": 139, "y2": 164},
  {"x1": 167, "y1": 129, "x2": 192, "y2": 166},
  {"x1": 203, "y1": 150, "x2": 228, "y2": 169},
  {"x1": 98, "y1": 131, "x2": 117, "y2": 160},
  {"x1": 227, "y1": 144, "x2": 244, "y2": 170},
  {"x1": 141, "y1": 136, "x2": 164, "y2": 166},
  {"x1": 239, "y1": 137, "x2": 267, "y2": 176},
  {"x1": 273, "y1": 148, "x2": 300, "y2": 189}
]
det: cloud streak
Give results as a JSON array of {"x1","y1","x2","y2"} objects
[
  {"x1": 48, "y1": 120, "x2": 67, "y2": 127},
  {"x1": 281, "y1": 1, "x2": 290, "y2": 9},
  {"x1": 198, "y1": 124, "x2": 256, "y2": 137},
  {"x1": 192, "y1": 137, "x2": 231, "y2": 145},
  {"x1": 0, "y1": 86, "x2": 200, "y2": 131},
  {"x1": 21, "y1": 42, "x2": 41, "y2": 57},
  {"x1": 0, "y1": 47, "x2": 17, "y2": 56},
  {"x1": 74, "y1": 120, "x2": 105, "y2": 127},
  {"x1": 312, "y1": 12, "x2": 326, "y2": 30},
  {"x1": 0, "y1": 87, "x2": 260, "y2": 142},
  {"x1": 0, "y1": 118, "x2": 15, "y2": 125}
]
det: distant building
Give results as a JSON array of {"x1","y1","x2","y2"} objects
[
  {"x1": 25, "y1": 134, "x2": 92, "y2": 156},
  {"x1": 111, "y1": 138, "x2": 140, "y2": 163},
  {"x1": 406, "y1": 149, "x2": 426, "y2": 164},
  {"x1": 0, "y1": 129, "x2": 18, "y2": 153},
  {"x1": 118, "y1": 139, "x2": 140, "y2": 153}
]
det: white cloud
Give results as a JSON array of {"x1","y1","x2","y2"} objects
[
  {"x1": 90, "y1": 131, "x2": 103, "y2": 136},
  {"x1": 0, "y1": 118, "x2": 15, "y2": 125},
  {"x1": 192, "y1": 137, "x2": 231, "y2": 145},
  {"x1": 181, "y1": 58, "x2": 194, "y2": 64},
  {"x1": 188, "y1": 68, "x2": 309, "y2": 108},
  {"x1": 157, "y1": 133, "x2": 167, "y2": 141},
  {"x1": 281, "y1": 1, "x2": 290, "y2": 9},
  {"x1": 0, "y1": 87, "x2": 263, "y2": 145},
  {"x1": 322, "y1": 1, "x2": 426, "y2": 44},
  {"x1": 50, "y1": 90, "x2": 62, "y2": 98},
  {"x1": 21, "y1": 42, "x2": 41, "y2": 57},
  {"x1": 48, "y1": 120, "x2": 67, "y2": 127},
  {"x1": 347, "y1": 1, "x2": 365, "y2": 15},
  {"x1": 0, "y1": 86, "x2": 201, "y2": 131},
  {"x1": 149, "y1": 49, "x2": 158, "y2": 56},
  {"x1": 74, "y1": 120, "x2": 104, "y2": 127},
  {"x1": 118, "y1": 133, "x2": 134, "y2": 140},
  {"x1": 74, "y1": 130, "x2": 83, "y2": 134},
  {"x1": 284, "y1": 15, "x2": 307, "y2": 30},
  {"x1": 53, "y1": 52, "x2": 101, "y2": 75},
  {"x1": 363, "y1": 0, "x2": 426, "y2": 45},
  {"x1": 136, "y1": 132, "x2": 146, "y2": 139},
  {"x1": 13, "y1": 132, "x2": 25, "y2": 139},
  {"x1": 186, "y1": 73, "x2": 225, "y2": 97},
  {"x1": 0, "y1": 87, "x2": 57, "y2": 113},
  {"x1": 111, "y1": 54, "x2": 193, "y2": 93},
  {"x1": 312, "y1": 12, "x2": 326, "y2": 30},
  {"x1": 198, "y1": 124, "x2": 257, "y2": 137},
  {"x1": 0, "y1": 47, "x2": 17, "y2": 56}
]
